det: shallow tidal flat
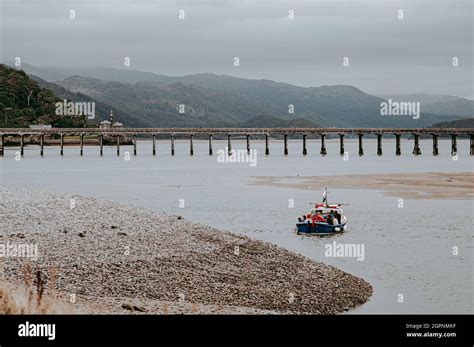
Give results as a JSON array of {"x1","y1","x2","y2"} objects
[
  {"x1": 252, "y1": 172, "x2": 474, "y2": 200},
  {"x1": 0, "y1": 188, "x2": 372, "y2": 314}
]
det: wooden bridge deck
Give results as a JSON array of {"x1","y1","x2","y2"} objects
[
  {"x1": 0, "y1": 127, "x2": 473, "y2": 157},
  {"x1": 0, "y1": 127, "x2": 472, "y2": 135}
]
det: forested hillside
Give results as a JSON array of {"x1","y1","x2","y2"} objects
[{"x1": 0, "y1": 64, "x2": 86, "y2": 128}]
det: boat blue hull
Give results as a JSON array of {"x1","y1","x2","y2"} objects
[{"x1": 296, "y1": 221, "x2": 346, "y2": 235}]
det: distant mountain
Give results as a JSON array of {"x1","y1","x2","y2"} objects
[
  {"x1": 7, "y1": 63, "x2": 467, "y2": 128},
  {"x1": 429, "y1": 118, "x2": 474, "y2": 128},
  {"x1": 423, "y1": 99, "x2": 473, "y2": 117},
  {"x1": 241, "y1": 115, "x2": 321, "y2": 128},
  {"x1": 379, "y1": 94, "x2": 462, "y2": 105},
  {"x1": 7, "y1": 63, "x2": 175, "y2": 85},
  {"x1": 30, "y1": 75, "x2": 147, "y2": 127},
  {"x1": 57, "y1": 74, "x2": 456, "y2": 128},
  {"x1": 58, "y1": 76, "x2": 274, "y2": 127},
  {"x1": 0, "y1": 64, "x2": 86, "y2": 128},
  {"x1": 381, "y1": 93, "x2": 473, "y2": 117},
  {"x1": 36, "y1": 75, "x2": 322, "y2": 128}
]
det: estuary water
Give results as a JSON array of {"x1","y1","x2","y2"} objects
[{"x1": 0, "y1": 138, "x2": 472, "y2": 314}]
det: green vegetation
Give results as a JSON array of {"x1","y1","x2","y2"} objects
[
  {"x1": 241, "y1": 115, "x2": 320, "y2": 128},
  {"x1": 0, "y1": 64, "x2": 86, "y2": 128}
]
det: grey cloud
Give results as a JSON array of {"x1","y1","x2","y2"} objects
[{"x1": 1, "y1": 0, "x2": 472, "y2": 98}]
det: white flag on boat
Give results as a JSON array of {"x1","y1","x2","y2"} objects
[{"x1": 322, "y1": 188, "x2": 327, "y2": 203}]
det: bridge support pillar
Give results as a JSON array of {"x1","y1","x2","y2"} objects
[
  {"x1": 80, "y1": 133, "x2": 84, "y2": 156},
  {"x1": 208, "y1": 134, "x2": 213, "y2": 155},
  {"x1": 432, "y1": 134, "x2": 439, "y2": 156},
  {"x1": 133, "y1": 135, "x2": 137, "y2": 155},
  {"x1": 395, "y1": 134, "x2": 401, "y2": 156},
  {"x1": 412, "y1": 134, "x2": 421, "y2": 156},
  {"x1": 470, "y1": 134, "x2": 474, "y2": 156},
  {"x1": 265, "y1": 134, "x2": 270, "y2": 155},
  {"x1": 152, "y1": 135, "x2": 156, "y2": 156},
  {"x1": 358, "y1": 133, "x2": 364, "y2": 156},
  {"x1": 0, "y1": 135, "x2": 4, "y2": 156},
  {"x1": 116, "y1": 135, "x2": 120, "y2": 156},
  {"x1": 190, "y1": 134, "x2": 194, "y2": 156},
  {"x1": 284, "y1": 134, "x2": 288, "y2": 155},
  {"x1": 377, "y1": 133, "x2": 383, "y2": 156},
  {"x1": 60, "y1": 134, "x2": 64, "y2": 156},
  {"x1": 40, "y1": 134, "x2": 44, "y2": 156},
  {"x1": 171, "y1": 135, "x2": 175, "y2": 156},
  {"x1": 339, "y1": 134, "x2": 344, "y2": 155},
  {"x1": 320, "y1": 134, "x2": 327, "y2": 156},
  {"x1": 246, "y1": 134, "x2": 250, "y2": 154},
  {"x1": 227, "y1": 134, "x2": 232, "y2": 156},
  {"x1": 20, "y1": 134, "x2": 24, "y2": 156},
  {"x1": 99, "y1": 134, "x2": 103, "y2": 156},
  {"x1": 451, "y1": 134, "x2": 457, "y2": 156},
  {"x1": 302, "y1": 134, "x2": 307, "y2": 155}
]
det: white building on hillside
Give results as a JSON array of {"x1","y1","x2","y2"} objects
[{"x1": 99, "y1": 110, "x2": 123, "y2": 129}]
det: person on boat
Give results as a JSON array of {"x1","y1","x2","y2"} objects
[
  {"x1": 314, "y1": 212, "x2": 327, "y2": 223},
  {"x1": 327, "y1": 216, "x2": 335, "y2": 225},
  {"x1": 332, "y1": 215, "x2": 339, "y2": 225},
  {"x1": 334, "y1": 211, "x2": 341, "y2": 224}
]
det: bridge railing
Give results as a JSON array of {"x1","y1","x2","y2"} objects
[
  {"x1": 0, "y1": 127, "x2": 473, "y2": 135},
  {"x1": 1, "y1": 127, "x2": 473, "y2": 157}
]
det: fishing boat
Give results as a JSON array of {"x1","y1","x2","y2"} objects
[{"x1": 295, "y1": 188, "x2": 347, "y2": 235}]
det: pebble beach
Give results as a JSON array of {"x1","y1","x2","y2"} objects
[{"x1": 0, "y1": 187, "x2": 373, "y2": 314}]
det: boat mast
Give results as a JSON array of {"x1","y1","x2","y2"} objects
[{"x1": 323, "y1": 187, "x2": 328, "y2": 207}]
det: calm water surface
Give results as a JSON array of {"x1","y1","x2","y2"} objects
[{"x1": 1, "y1": 139, "x2": 472, "y2": 313}]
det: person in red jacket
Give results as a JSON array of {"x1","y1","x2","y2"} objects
[{"x1": 312, "y1": 212, "x2": 327, "y2": 223}]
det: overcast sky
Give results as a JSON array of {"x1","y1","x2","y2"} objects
[{"x1": 1, "y1": 0, "x2": 473, "y2": 98}]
